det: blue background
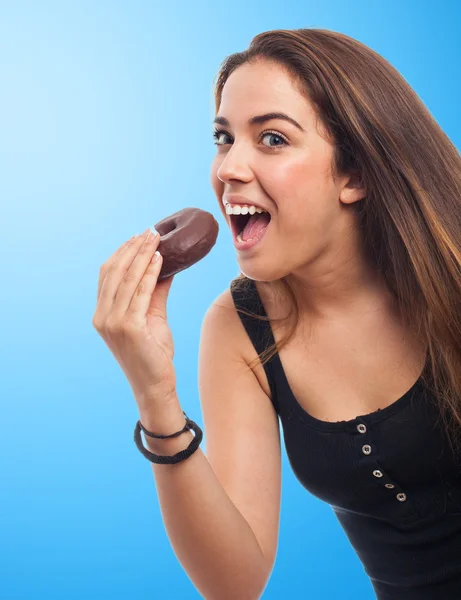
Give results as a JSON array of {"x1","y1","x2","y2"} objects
[{"x1": 1, "y1": 1, "x2": 459, "y2": 598}]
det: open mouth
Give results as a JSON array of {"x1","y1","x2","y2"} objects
[
  {"x1": 230, "y1": 213, "x2": 251, "y2": 237},
  {"x1": 229, "y1": 212, "x2": 272, "y2": 238}
]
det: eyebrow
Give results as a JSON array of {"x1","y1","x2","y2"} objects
[{"x1": 213, "y1": 112, "x2": 305, "y2": 132}]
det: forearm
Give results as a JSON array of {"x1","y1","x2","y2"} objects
[{"x1": 138, "y1": 397, "x2": 270, "y2": 600}]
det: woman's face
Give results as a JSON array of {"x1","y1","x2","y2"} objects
[{"x1": 210, "y1": 59, "x2": 365, "y2": 285}]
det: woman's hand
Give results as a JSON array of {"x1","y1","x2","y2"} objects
[{"x1": 92, "y1": 229, "x2": 177, "y2": 413}]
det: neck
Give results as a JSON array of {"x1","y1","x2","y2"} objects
[{"x1": 282, "y1": 255, "x2": 396, "y2": 323}]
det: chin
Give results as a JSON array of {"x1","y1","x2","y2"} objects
[{"x1": 238, "y1": 262, "x2": 289, "y2": 284}]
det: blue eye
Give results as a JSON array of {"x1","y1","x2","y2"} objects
[
  {"x1": 212, "y1": 129, "x2": 289, "y2": 149},
  {"x1": 260, "y1": 132, "x2": 287, "y2": 148}
]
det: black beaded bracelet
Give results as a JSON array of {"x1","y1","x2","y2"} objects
[
  {"x1": 134, "y1": 411, "x2": 203, "y2": 465},
  {"x1": 139, "y1": 410, "x2": 191, "y2": 439}
]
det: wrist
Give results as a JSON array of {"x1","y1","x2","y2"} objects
[
  {"x1": 138, "y1": 397, "x2": 186, "y2": 435},
  {"x1": 135, "y1": 385, "x2": 178, "y2": 415},
  {"x1": 139, "y1": 404, "x2": 195, "y2": 457}
]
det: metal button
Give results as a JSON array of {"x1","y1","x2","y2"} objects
[
  {"x1": 362, "y1": 444, "x2": 372, "y2": 455},
  {"x1": 357, "y1": 424, "x2": 367, "y2": 434},
  {"x1": 373, "y1": 470, "x2": 383, "y2": 478},
  {"x1": 385, "y1": 483, "x2": 395, "y2": 489},
  {"x1": 396, "y1": 493, "x2": 407, "y2": 502}
]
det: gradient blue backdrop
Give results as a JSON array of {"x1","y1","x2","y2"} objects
[{"x1": 1, "y1": 1, "x2": 459, "y2": 598}]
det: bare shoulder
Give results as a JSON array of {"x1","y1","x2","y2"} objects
[
  {"x1": 205, "y1": 284, "x2": 285, "y2": 401},
  {"x1": 210, "y1": 286, "x2": 237, "y2": 312},
  {"x1": 204, "y1": 286, "x2": 253, "y2": 362},
  {"x1": 203, "y1": 285, "x2": 276, "y2": 372}
]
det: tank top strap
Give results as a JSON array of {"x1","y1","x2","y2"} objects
[{"x1": 229, "y1": 278, "x2": 281, "y2": 415}]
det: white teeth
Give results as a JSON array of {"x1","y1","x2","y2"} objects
[{"x1": 225, "y1": 203, "x2": 267, "y2": 216}]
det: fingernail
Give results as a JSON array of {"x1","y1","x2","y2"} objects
[{"x1": 149, "y1": 226, "x2": 159, "y2": 237}]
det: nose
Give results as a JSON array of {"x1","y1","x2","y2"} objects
[{"x1": 216, "y1": 144, "x2": 253, "y2": 185}]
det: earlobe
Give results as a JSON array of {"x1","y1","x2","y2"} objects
[
  {"x1": 340, "y1": 188, "x2": 367, "y2": 204},
  {"x1": 340, "y1": 173, "x2": 367, "y2": 205}
]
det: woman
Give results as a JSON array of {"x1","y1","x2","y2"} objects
[{"x1": 93, "y1": 29, "x2": 461, "y2": 599}]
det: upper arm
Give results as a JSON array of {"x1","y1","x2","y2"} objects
[{"x1": 197, "y1": 289, "x2": 282, "y2": 571}]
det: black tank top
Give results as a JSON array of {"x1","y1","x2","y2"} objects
[{"x1": 230, "y1": 277, "x2": 461, "y2": 599}]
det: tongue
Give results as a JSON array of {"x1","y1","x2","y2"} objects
[{"x1": 241, "y1": 212, "x2": 271, "y2": 241}]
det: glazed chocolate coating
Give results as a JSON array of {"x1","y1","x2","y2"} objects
[{"x1": 154, "y1": 207, "x2": 219, "y2": 281}]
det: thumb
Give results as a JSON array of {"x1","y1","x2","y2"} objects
[{"x1": 147, "y1": 274, "x2": 175, "y2": 318}]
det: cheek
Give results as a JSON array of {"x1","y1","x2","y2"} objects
[
  {"x1": 285, "y1": 154, "x2": 329, "y2": 192},
  {"x1": 268, "y1": 159, "x2": 335, "y2": 235},
  {"x1": 264, "y1": 158, "x2": 324, "y2": 215}
]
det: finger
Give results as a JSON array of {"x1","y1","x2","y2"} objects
[
  {"x1": 127, "y1": 250, "x2": 168, "y2": 323},
  {"x1": 97, "y1": 236, "x2": 137, "y2": 301},
  {"x1": 111, "y1": 229, "x2": 161, "y2": 317},
  {"x1": 96, "y1": 229, "x2": 152, "y2": 320},
  {"x1": 147, "y1": 273, "x2": 175, "y2": 320}
]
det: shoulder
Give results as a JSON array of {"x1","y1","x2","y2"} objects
[
  {"x1": 202, "y1": 285, "x2": 255, "y2": 365},
  {"x1": 211, "y1": 286, "x2": 237, "y2": 311},
  {"x1": 205, "y1": 286, "x2": 242, "y2": 336}
]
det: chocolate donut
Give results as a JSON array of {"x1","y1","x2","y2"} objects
[{"x1": 153, "y1": 207, "x2": 219, "y2": 281}]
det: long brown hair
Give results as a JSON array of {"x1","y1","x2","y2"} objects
[{"x1": 212, "y1": 28, "x2": 461, "y2": 455}]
